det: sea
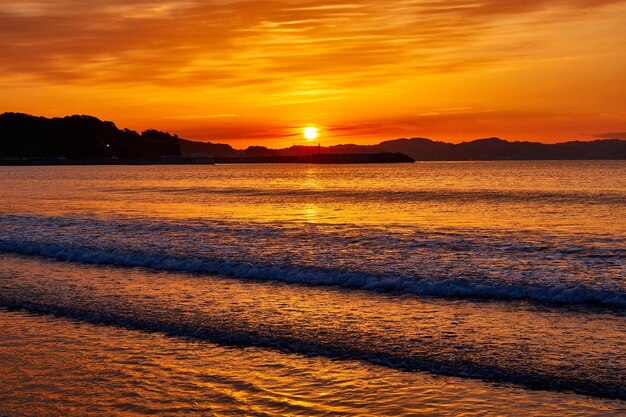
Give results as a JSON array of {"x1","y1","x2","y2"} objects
[{"x1": 0, "y1": 161, "x2": 625, "y2": 416}]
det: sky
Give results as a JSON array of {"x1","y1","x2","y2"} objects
[{"x1": 1, "y1": 0, "x2": 625, "y2": 147}]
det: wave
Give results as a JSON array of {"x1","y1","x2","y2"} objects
[
  {"x1": 0, "y1": 299, "x2": 623, "y2": 401},
  {"x1": 1, "y1": 240, "x2": 624, "y2": 308},
  {"x1": 107, "y1": 186, "x2": 626, "y2": 205}
]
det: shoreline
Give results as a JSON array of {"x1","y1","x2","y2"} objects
[
  {"x1": 0, "y1": 153, "x2": 416, "y2": 165},
  {"x1": 3, "y1": 156, "x2": 626, "y2": 166}
]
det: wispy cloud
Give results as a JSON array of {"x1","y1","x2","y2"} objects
[
  {"x1": 2, "y1": 0, "x2": 624, "y2": 90},
  {"x1": 594, "y1": 132, "x2": 626, "y2": 139},
  {"x1": 167, "y1": 114, "x2": 237, "y2": 120}
]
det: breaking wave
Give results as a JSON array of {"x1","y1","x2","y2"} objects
[{"x1": 1, "y1": 240, "x2": 624, "y2": 308}]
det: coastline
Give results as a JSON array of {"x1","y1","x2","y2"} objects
[
  {"x1": 3, "y1": 155, "x2": 626, "y2": 166},
  {"x1": 0, "y1": 153, "x2": 415, "y2": 165}
]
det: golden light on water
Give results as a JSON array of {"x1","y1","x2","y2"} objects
[{"x1": 304, "y1": 127, "x2": 318, "y2": 141}]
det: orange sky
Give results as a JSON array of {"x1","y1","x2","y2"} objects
[{"x1": 1, "y1": 0, "x2": 625, "y2": 147}]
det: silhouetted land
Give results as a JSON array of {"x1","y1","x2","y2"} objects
[
  {"x1": 0, "y1": 113, "x2": 181, "y2": 161},
  {"x1": 182, "y1": 137, "x2": 626, "y2": 160},
  {"x1": 2, "y1": 112, "x2": 625, "y2": 163},
  {"x1": 0, "y1": 113, "x2": 410, "y2": 164}
]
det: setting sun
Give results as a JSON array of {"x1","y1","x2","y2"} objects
[{"x1": 304, "y1": 127, "x2": 318, "y2": 141}]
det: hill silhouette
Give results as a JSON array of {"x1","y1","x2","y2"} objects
[
  {"x1": 386, "y1": 137, "x2": 626, "y2": 160},
  {"x1": 0, "y1": 113, "x2": 180, "y2": 159},
  {"x1": 181, "y1": 136, "x2": 626, "y2": 160}
]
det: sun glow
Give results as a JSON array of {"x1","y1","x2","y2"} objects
[{"x1": 303, "y1": 127, "x2": 318, "y2": 140}]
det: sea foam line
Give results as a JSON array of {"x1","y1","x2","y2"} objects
[
  {"x1": 1, "y1": 240, "x2": 624, "y2": 308},
  {"x1": 0, "y1": 299, "x2": 623, "y2": 401}
]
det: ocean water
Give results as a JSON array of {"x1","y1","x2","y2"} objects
[{"x1": 0, "y1": 161, "x2": 625, "y2": 415}]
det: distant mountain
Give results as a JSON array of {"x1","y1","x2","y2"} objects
[
  {"x1": 178, "y1": 138, "x2": 237, "y2": 158},
  {"x1": 0, "y1": 113, "x2": 180, "y2": 159},
  {"x1": 378, "y1": 138, "x2": 454, "y2": 160},
  {"x1": 379, "y1": 137, "x2": 626, "y2": 160},
  {"x1": 181, "y1": 135, "x2": 626, "y2": 160}
]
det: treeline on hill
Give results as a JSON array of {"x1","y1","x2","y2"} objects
[{"x1": 0, "y1": 113, "x2": 181, "y2": 159}]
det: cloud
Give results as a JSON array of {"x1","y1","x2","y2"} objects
[
  {"x1": 166, "y1": 114, "x2": 237, "y2": 120},
  {"x1": 2, "y1": 0, "x2": 624, "y2": 92},
  {"x1": 594, "y1": 132, "x2": 626, "y2": 139}
]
